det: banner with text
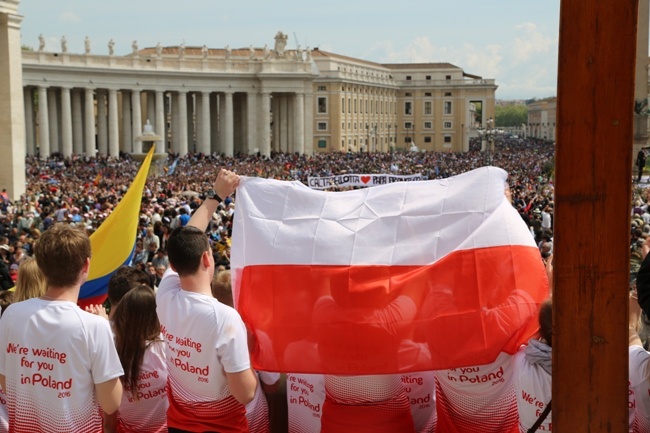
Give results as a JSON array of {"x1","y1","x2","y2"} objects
[{"x1": 307, "y1": 173, "x2": 423, "y2": 189}]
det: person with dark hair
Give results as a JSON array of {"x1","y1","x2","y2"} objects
[
  {"x1": 513, "y1": 299, "x2": 552, "y2": 432},
  {"x1": 104, "y1": 285, "x2": 167, "y2": 433},
  {"x1": 106, "y1": 266, "x2": 152, "y2": 319},
  {"x1": 0, "y1": 224, "x2": 123, "y2": 432},
  {"x1": 638, "y1": 149, "x2": 647, "y2": 183},
  {"x1": 629, "y1": 284, "x2": 650, "y2": 431},
  {"x1": 157, "y1": 169, "x2": 257, "y2": 433}
]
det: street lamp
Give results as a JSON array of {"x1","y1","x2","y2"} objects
[{"x1": 477, "y1": 117, "x2": 496, "y2": 166}]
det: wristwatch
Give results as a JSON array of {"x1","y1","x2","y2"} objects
[{"x1": 205, "y1": 189, "x2": 222, "y2": 203}]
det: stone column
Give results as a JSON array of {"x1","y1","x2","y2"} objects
[
  {"x1": 72, "y1": 89, "x2": 83, "y2": 154},
  {"x1": 0, "y1": 4, "x2": 26, "y2": 198},
  {"x1": 131, "y1": 89, "x2": 142, "y2": 153},
  {"x1": 155, "y1": 90, "x2": 165, "y2": 154},
  {"x1": 294, "y1": 93, "x2": 305, "y2": 154},
  {"x1": 279, "y1": 96, "x2": 288, "y2": 152},
  {"x1": 24, "y1": 87, "x2": 35, "y2": 155},
  {"x1": 108, "y1": 89, "x2": 119, "y2": 157},
  {"x1": 171, "y1": 92, "x2": 179, "y2": 152},
  {"x1": 47, "y1": 88, "x2": 59, "y2": 153},
  {"x1": 223, "y1": 91, "x2": 234, "y2": 157},
  {"x1": 178, "y1": 90, "x2": 188, "y2": 155},
  {"x1": 287, "y1": 96, "x2": 294, "y2": 153},
  {"x1": 246, "y1": 91, "x2": 257, "y2": 154},
  {"x1": 303, "y1": 91, "x2": 314, "y2": 155},
  {"x1": 186, "y1": 92, "x2": 194, "y2": 152},
  {"x1": 96, "y1": 90, "x2": 108, "y2": 155},
  {"x1": 121, "y1": 91, "x2": 132, "y2": 153},
  {"x1": 146, "y1": 91, "x2": 155, "y2": 126},
  {"x1": 38, "y1": 86, "x2": 50, "y2": 158},
  {"x1": 259, "y1": 92, "x2": 271, "y2": 157},
  {"x1": 37, "y1": 86, "x2": 50, "y2": 157},
  {"x1": 218, "y1": 93, "x2": 225, "y2": 154},
  {"x1": 199, "y1": 91, "x2": 211, "y2": 154},
  {"x1": 210, "y1": 93, "x2": 219, "y2": 153},
  {"x1": 60, "y1": 86, "x2": 73, "y2": 157},
  {"x1": 84, "y1": 88, "x2": 96, "y2": 156},
  {"x1": 271, "y1": 96, "x2": 280, "y2": 152}
]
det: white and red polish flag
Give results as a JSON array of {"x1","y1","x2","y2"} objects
[{"x1": 231, "y1": 167, "x2": 549, "y2": 375}]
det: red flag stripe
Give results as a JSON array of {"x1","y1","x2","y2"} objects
[{"x1": 237, "y1": 245, "x2": 548, "y2": 375}]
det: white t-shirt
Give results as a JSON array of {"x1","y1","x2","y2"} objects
[
  {"x1": 434, "y1": 351, "x2": 518, "y2": 433},
  {"x1": 402, "y1": 371, "x2": 437, "y2": 433},
  {"x1": 0, "y1": 298, "x2": 123, "y2": 433},
  {"x1": 156, "y1": 269, "x2": 251, "y2": 428},
  {"x1": 0, "y1": 388, "x2": 7, "y2": 433},
  {"x1": 117, "y1": 340, "x2": 168, "y2": 433},
  {"x1": 629, "y1": 345, "x2": 650, "y2": 432},
  {"x1": 287, "y1": 373, "x2": 326, "y2": 433},
  {"x1": 246, "y1": 371, "x2": 280, "y2": 433},
  {"x1": 512, "y1": 346, "x2": 552, "y2": 432}
]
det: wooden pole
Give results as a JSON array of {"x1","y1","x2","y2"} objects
[{"x1": 554, "y1": 0, "x2": 638, "y2": 431}]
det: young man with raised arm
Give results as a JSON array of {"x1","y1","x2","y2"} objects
[{"x1": 157, "y1": 169, "x2": 257, "y2": 433}]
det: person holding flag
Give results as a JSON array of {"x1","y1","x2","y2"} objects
[{"x1": 157, "y1": 168, "x2": 257, "y2": 433}]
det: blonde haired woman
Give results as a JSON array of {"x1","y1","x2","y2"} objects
[{"x1": 14, "y1": 258, "x2": 46, "y2": 302}]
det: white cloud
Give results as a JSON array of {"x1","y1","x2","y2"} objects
[
  {"x1": 59, "y1": 11, "x2": 80, "y2": 24},
  {"x1": 511, "y1": 22, "x2": 555, "y2": 66}
]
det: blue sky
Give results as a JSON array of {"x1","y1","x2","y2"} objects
[{"x1": 18, "y1": 0, "x2": 561, "y2": 100}]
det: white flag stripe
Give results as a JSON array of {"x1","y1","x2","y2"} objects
[{"x1": 232, "y1": 167, "x2": 536, "y2": 267}]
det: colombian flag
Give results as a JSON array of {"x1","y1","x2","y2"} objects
[
  {"x1": 78, "y1": 145, "x2": 155, "y2": 309},
  {"x1": 231, "y1": 167, "x2": 549, "y2": 375}
]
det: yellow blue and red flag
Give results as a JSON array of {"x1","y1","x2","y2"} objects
[{"x1": 77, "y1": 145, "x2": 154, "y2": 309}]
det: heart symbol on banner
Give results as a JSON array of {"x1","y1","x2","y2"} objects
[{"x1": 361, "y1": 176, "x2": 371, "y2": 184}]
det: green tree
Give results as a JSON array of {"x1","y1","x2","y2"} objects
[{"x1": 495, "y1": 105, "x2": 528, "y2": 127}]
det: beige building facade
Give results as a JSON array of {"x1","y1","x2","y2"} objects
[
  {"x1": 310, "y1": 50, "x2": 497, "y2": 153},
  {"x1": 527, "y1": 98, "x2": 556, "y2": 142},
  {"x1": 19, "y1": 34, "x2": 497, "y2": 159}
]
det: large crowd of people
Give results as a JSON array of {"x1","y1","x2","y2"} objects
[{"x1": 0, "y1": 136, "x2": 648, "y2": 432}]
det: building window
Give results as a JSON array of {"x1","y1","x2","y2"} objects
[
  {"x1": 348, "y1": 98, "x2": 351, "y2": 113},
  {"x1": 318, "y1": 140, "x2": 327, "y2": 148},
  {"x1": 348, "y1": 122, "x2": 351, "y2": 130},
  {"x1": 342, "y1": 122, "x2": 345, "y2": 130},
  {"x1": 426, "y1": 75, "x2": 431, "y2": 80},
  {"x1": 354, "y1": 99, "x2": 357, "y2": 113},
  {"x1": 445, "y1": 75, "x2": 451, "y2": 80},
  {"x1": 318, "y1": 97, "x2": 327, "y2": 114},
  {"x1": 425, "y1": 92, "x2": 432, "y2": 96},
  {"x1": 405, "y1": 101, "x2": 413, "y2": 115},
  {"x1": 444, "y1": 101, "x2": 452, "y2": 115},
  {"x1": 405, "y1": 92, "x2": 412, "y2": 97},
  {"x1": 444, "y1": 92, "x2": 452, "y2": 97},
  {"x1": 317, "y1": 122, "x2": 327, "y2": 131},
  {"x1": 404, "y1": 122, "x2": 413, "y2": 129},
  {"x1": 424, "y1": 101, "x2": 432, "y2": 116},
  {"x1": 444, "y1": 135, "x2": 452, "y2": 143},
  {"x1": 444, "y1": 121, "x2": 452, "y2": 129},
  {"x1": 424, "y1": 121, "x2": 433, "y2": 129},
  {"x1": 318, "y1": 86, "x2": 327, "y2": 91},
  {"x1": 424, "y1": 136, "x2": 432, "y2": 143},
  {"x1": 406, "y1": 76, "x2": 412, "y2": 80},
  {"x1": 405, "y1": 136, "x2": 412, "y2": 143},
  {"x1": 342, "y1": 97, "x2": 345, "y2": 113}
]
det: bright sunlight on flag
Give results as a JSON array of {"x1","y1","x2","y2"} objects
[{"x1": 78, "y1": 145, "x2": 155, "y2": 309}]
